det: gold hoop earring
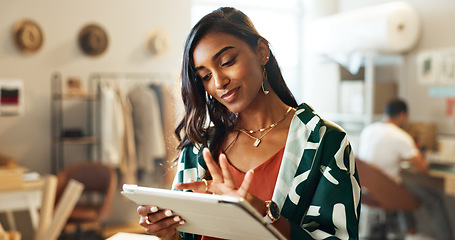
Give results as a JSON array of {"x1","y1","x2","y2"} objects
[{"x1": 262, "y1": 67, "x2": 269, "y2": 95}]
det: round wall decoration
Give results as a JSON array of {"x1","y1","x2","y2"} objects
[
  {"x1": 78, "y1": 24, "x2": 109, "y2": 56},
  {"x1": 147, "y1": 28, "x2": 171, "y2": 57},
  {"x1": 13, "y1": 20, "x2": 44, "y2": 54}
]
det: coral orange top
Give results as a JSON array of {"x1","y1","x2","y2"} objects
[{"x1": 201, "y1": 147, "x2": 284, "y2": 240}]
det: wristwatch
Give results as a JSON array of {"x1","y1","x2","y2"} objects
[{"x1": 264, "y1": 200, "x2": 280, "y2": 223}]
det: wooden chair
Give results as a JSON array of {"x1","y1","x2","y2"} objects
[
  {"x1": 32, "y1": 175, "x2": 84, "y2": 240},
  {"x1": 356, "y1": 158, "x2": 420, "y2": 239},
  {"x1": 55, "y1": 162, "x2": 118, "y2": 240}
]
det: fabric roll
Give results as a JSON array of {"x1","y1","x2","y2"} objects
[{"x1": 307, "y1": 1, "x2": 420, "y2": 73}]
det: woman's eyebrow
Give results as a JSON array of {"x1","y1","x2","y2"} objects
[
  {"x1": 212, "y1": 46, "x2": 234, "y2": 61},
  {"x1": 194, "y1": 46, "x2": 235, "y2": 72}
]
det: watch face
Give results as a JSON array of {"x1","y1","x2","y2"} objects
[{"x1": 268, "y1": 201, "x2": 280, "y2": 220}]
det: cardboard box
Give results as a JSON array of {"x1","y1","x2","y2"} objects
[
  {"x1": 404, "y1": 122, "x2": 437, "y2": 151},
  {"x1": 437, "y1": 136, "x2": 455, "y2": 162},
  {"x1": 0, "y1": 153, "x2": 18, "y2": 168},
  {"x1": 0, "y1": 167, "x2": 24, "y2": 191}
]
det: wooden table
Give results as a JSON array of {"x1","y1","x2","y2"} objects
[
  {"x1": 0, "y1": 174, "x2": 84, "y2": 240},
  {"x1": 428, "y1": 168, "x2": 455, "y2": 196},
  {"x1": 107, "y1": 232, "x2": 159, "y2": 240},
  {"x1": 401, "y1": 167, "x2": 455, "y2": 196},
  {"x1": 0, "y1": 178, "x2": 45, "y2": 230}
]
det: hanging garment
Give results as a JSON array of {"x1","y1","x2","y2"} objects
[
  {"x1": 100, "y1": 81, "x2": 137, "y2": 184},
  {"x1": 129, "y1": 85, "x2": 166, "y2": 173},
  {"x1": 99, "y1": 81, "x2": 125, "y2": 166}
]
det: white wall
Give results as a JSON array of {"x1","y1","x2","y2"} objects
[{"x1": 0, "y1": 0, "x2": 191, "y2": 174}]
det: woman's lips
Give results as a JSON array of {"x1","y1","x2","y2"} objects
[{"x1": 221, "y1": 87, "x2": 239, "y2": 103}]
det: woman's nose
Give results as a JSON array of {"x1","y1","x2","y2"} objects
[{"x1": 213, "y1": 72, "x2": 230, "y2": 89}]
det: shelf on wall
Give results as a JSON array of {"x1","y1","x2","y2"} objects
[
  {"x1": 59, "y1": 136, "x2": 98, "y2": 145},
  {"x1": 51, "y1": 72, "x2": 99, "y2": 173},
  {"x1": 53, "y1": 93, "x2": 97, "y2": 100}
]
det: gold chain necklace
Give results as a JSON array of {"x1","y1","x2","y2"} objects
[
  {"x1": 241, "y1": 107, "x2": 293, "y2": 134},
  {"x1": 239, "y1": 127, "x2": 274, "y2": 147},
  {"x1": 238, "y1": 107, "x2": 293, "y2": 147}
]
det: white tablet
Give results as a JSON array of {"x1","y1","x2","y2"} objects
[{"x1": 121, "y1": 184, "x2": 286, "y2": 240}]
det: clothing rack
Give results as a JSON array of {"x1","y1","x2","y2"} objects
[
  {"x1": 88, "y1": 72, "x2": 177, "y2": 187},
  {"x1": 92, "y1": 72, "x2": 171, "y2": 105},
  {"x1": 88, "y1": 72, "x2": 174, "y2": 90},
  {"x1": 89, "y1": 71, "x2": 175, "y2": 146}
]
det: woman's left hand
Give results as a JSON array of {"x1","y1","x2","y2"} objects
[{"x1": 175, "y1": 148, "x2": 254, "y2": 198}]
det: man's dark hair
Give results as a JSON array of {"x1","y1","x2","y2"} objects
[{"x1": 385, "y1": 99, "x2": 408, "y2": 117}]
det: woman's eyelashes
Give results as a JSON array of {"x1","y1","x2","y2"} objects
[
  {"x1": 221, "y1": 56, "x2": 236, "y2": 67},
  {"x1": 201, "y1": 72, "x2": 212, "y2": 81},
  {"x1": 198, "y1": 56, "x2": 237, "y2": 81}
]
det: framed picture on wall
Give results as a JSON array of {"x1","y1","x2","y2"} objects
[
  {"x1": 417, "y1": 50, "x2": 437, "y2": 85},
  {"x1": 437, "y1": 48, "x2": 455, "y2": 85},
  {"x1": 0, "y1": 79, "x2": 24, "y2": 116}
]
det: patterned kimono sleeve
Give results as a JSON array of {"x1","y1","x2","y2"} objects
[
  {"x1": 171, "y1": 144, "x2": 207, "y2": 190},
  {"x1": 171, "y1": 144, "x2": 207, "y2": 240},
  {"x1": 289, "y1": 129, "x2": 361, "y2": 239}
]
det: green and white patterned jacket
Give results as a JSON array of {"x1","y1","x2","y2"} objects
[{"x1": 172, "y1": 103, "x2": 361, "y2": 239}]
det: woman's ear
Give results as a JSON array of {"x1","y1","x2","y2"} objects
[{"x1": 256, "y1": 38, "x2": 270, "y2": 65}]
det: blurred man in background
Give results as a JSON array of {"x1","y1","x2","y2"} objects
[{"x1": 358, "y1": 99, "x2": 454, "y2": 240}]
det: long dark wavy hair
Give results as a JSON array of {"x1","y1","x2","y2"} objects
[{"x1": 174, "y1": 7, "x2": 298, "y2": 157}]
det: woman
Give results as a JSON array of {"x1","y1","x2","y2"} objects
[{"x1": 138, "y1": 7, "x2": 361, "y2": 240}]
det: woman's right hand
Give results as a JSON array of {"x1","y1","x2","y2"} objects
[{"x1": 137, "y1": 205, "x2": 185, "y2": 240}]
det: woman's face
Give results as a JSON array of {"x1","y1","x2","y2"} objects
[{"x1": 192, "y1": 32, "x2": 268, "y2": 113}]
